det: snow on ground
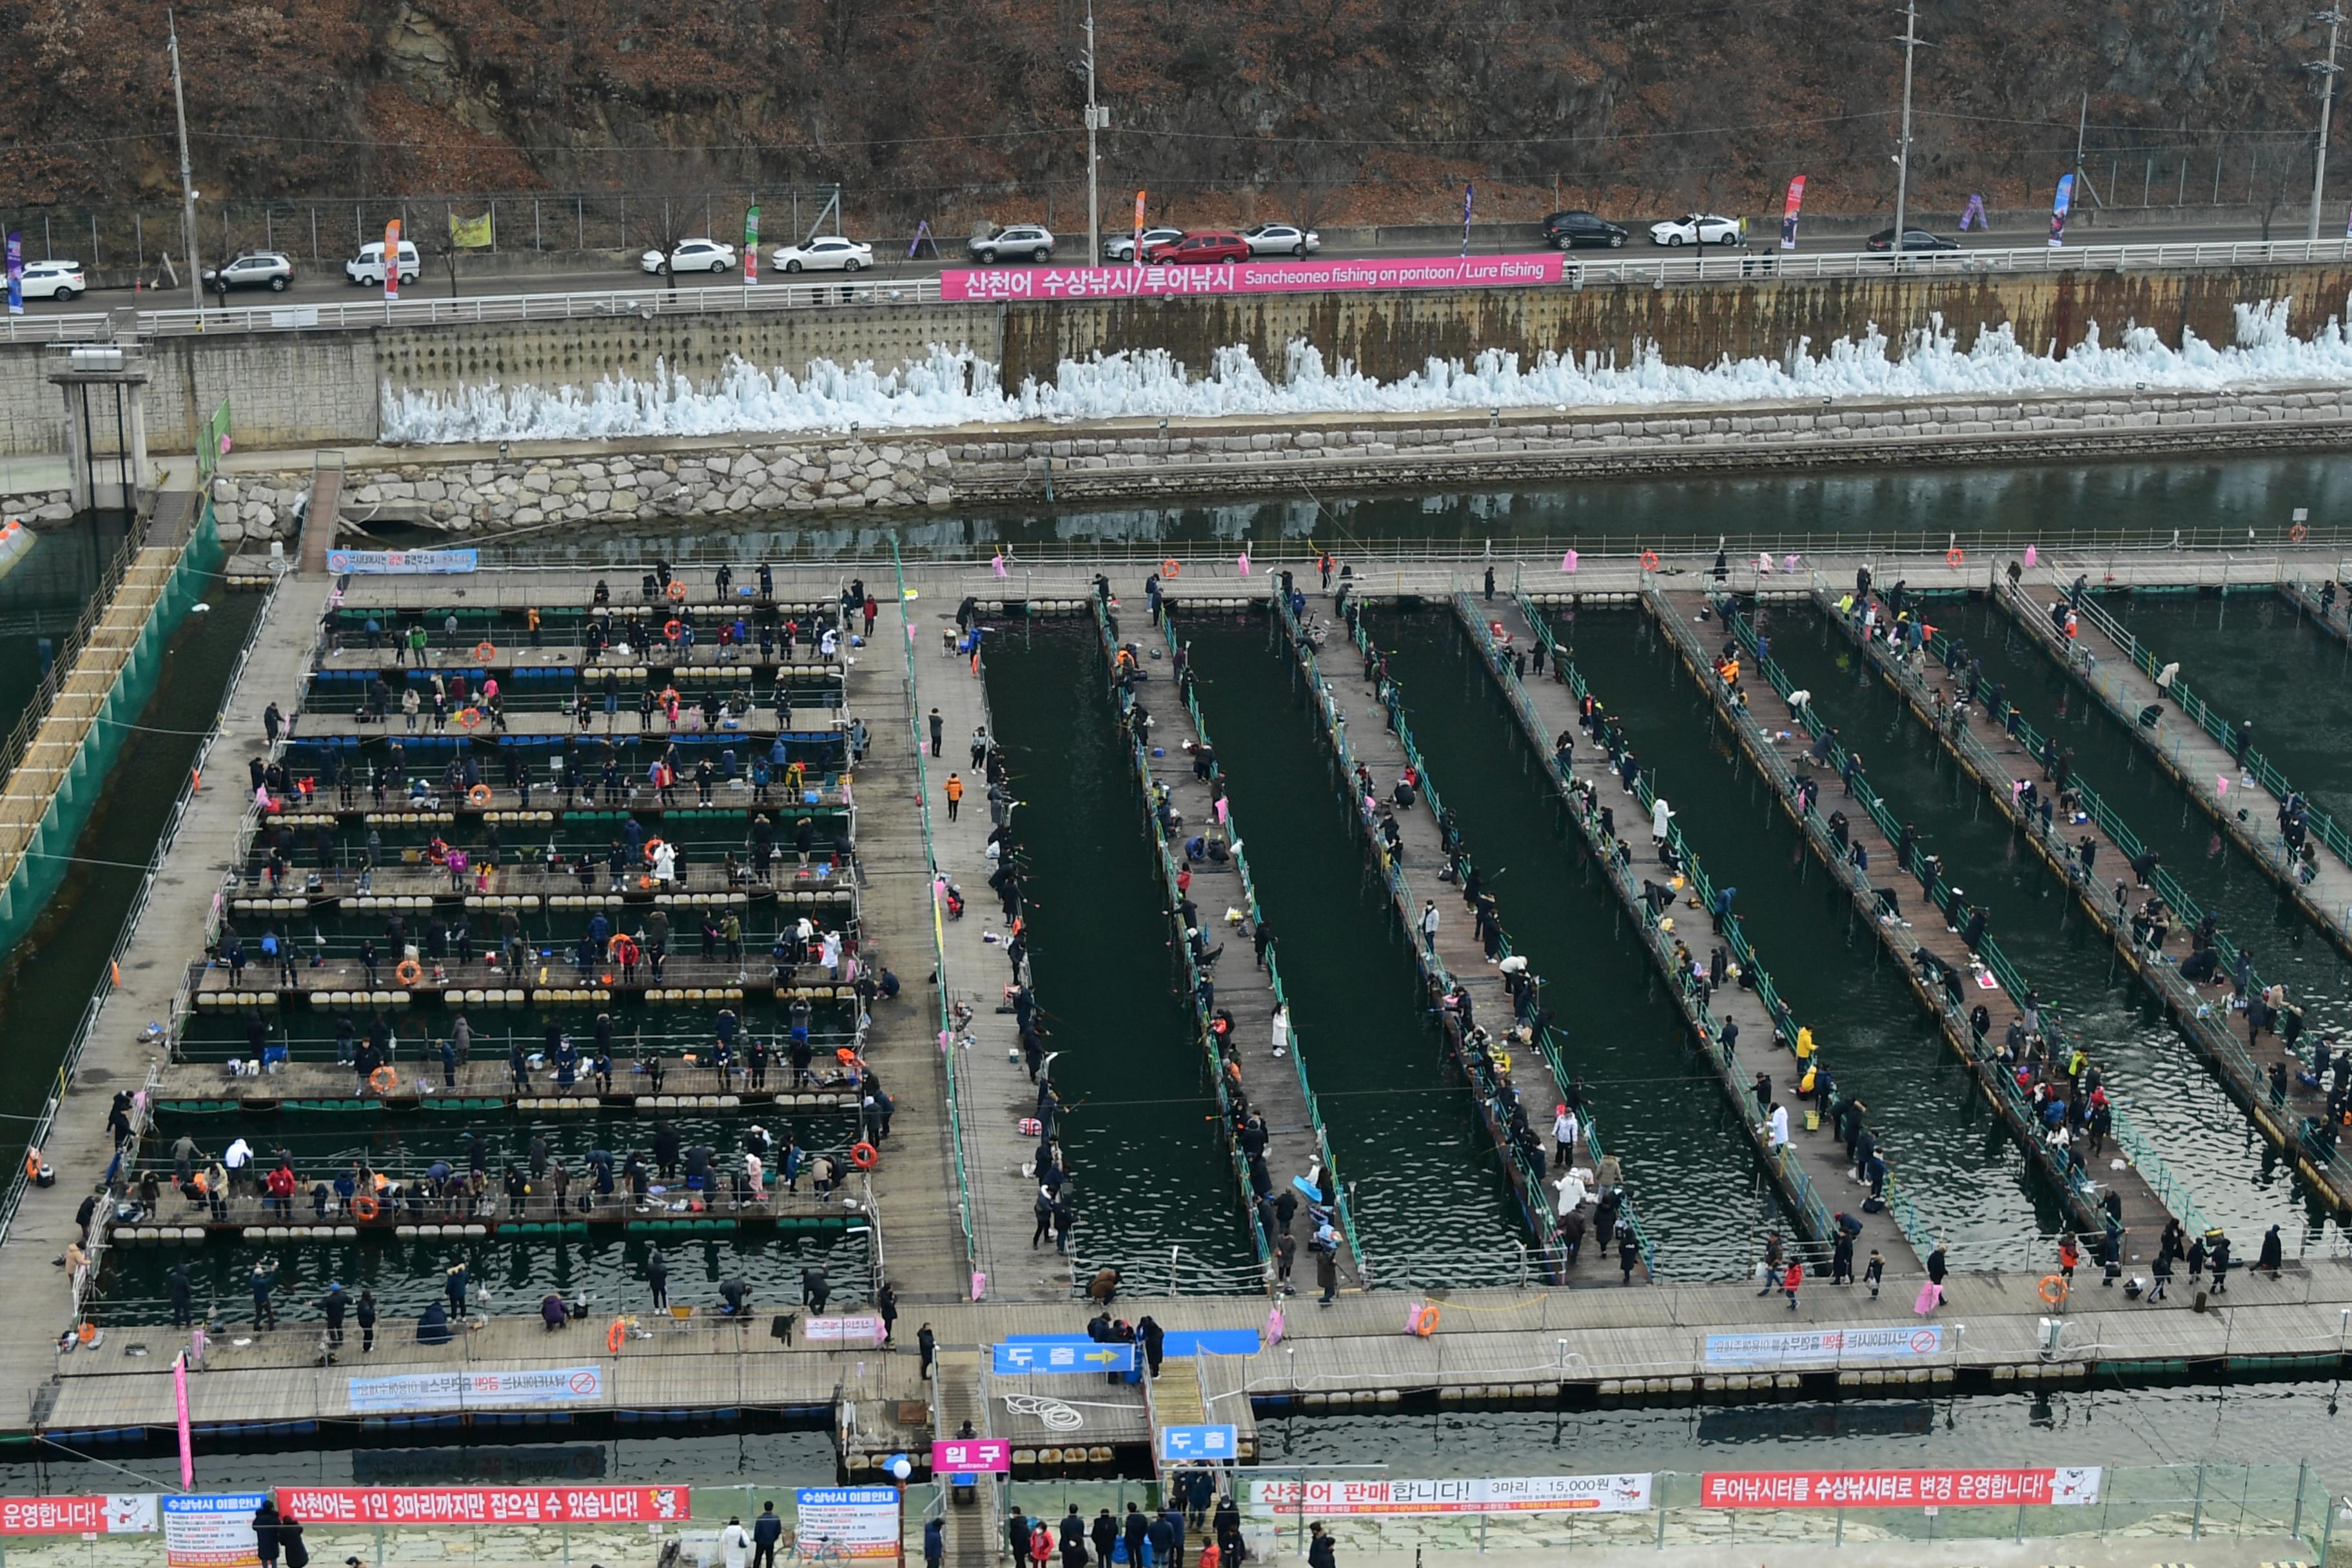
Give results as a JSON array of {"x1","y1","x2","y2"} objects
[{"x1": 381, "y1": 300, "x2": 2352, "y2": 444}]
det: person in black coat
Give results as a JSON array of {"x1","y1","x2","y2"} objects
[
  {"x1": 1124, "y1": 1505, "x2": 1150, "y2": 1565},
  {"x1": 250, "y1": 1499, "x2": 283, "y2": 1567},
  {"x1": 1308, "y1": 1522, "x2": 1337, "y2": 1568},
  {"x1": 1091, "y1": 1508, "x2": 1118, "y2": 1565}
]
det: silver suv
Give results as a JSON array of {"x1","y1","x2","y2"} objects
[
  {"x1": 966, "y1": 224, "x2": 1055, "y2": 264},
  {"x1": 204, "y1": 251, "x2": 295, "y2": 293}
]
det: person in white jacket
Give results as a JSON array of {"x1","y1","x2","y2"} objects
[{"x1": 719, "y1": 1516, "x2": 752, "y2": 1568}]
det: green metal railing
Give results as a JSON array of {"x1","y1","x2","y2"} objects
[
  {"x1": 1838, "y1": 584, "x2": 2352, "y2": 1204},
  {"x1": 1493, "y1": 590, "x2": 1932, "y2": 1259},
  {"x1": 1714, "y1": 591, "x2": 2210, "y2": 1237},
  {"x1": 1270, "y1": 589, "x2": 1578, "y2": 1269},
  {"x1": 890, "y1": 539, "x2": 977, "y2": 1280}
]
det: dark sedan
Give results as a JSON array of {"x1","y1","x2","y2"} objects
[
  {"x1": 1865, "y1": 228, "x2": 1961, "y2": 253},
  {"x1": 1541, "y1": 210, "x2": 1629, "y2": 250}
]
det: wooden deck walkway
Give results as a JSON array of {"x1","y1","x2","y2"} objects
[
  {"x1": 188, "y1": 954, "x2": 847, "y2": 1001},
  {"x1": 148, "y1": 1057, "x2": 860, "y2": 1112},
  {"x1": 1997, "y1": 567, "x2": 2352, "y2": 962},
  {"x1": 297, "y1": 711, "x2": 792, "y2": 741},
  {"x1": 1815, "y1": 586, "x2": 2352, "y2": 1216},
  {"x1": 226, "y1": 865, "x2": 855, "y2": 910},
  {"x1": 2277, "y1": 576, "x2": 2352, "y2": 647},
  {"x1": 1646, "y1": 585, "x2": 2176, "y2": 1260},
  {"x1": 1465, "y1": 590, "x2": 1917, "y2": 1276}
]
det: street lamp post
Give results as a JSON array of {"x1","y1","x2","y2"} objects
[
  {"x1": 1082, "y1": 0, "x2": 1105, "y2": 262},
  {"x1": 2308, "y1": 9, "x2": 2345, "y2": 245},
  {"x1": 1890, "y1": 0, "x2": 1921, "y2": 269}
]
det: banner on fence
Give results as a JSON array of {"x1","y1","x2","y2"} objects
[
  {"x1": 993, "y1": 1340, "x2": 1133, "y2": 1373},
  {"x1": 803, "y1": 1312, "x2": 888, "y2": 1346},
  {"x1": 1248, "y1": 1475, "x2": 1653, "y2": 1517},
  {"x1": 940, "y1": 253, "x2": 1563, "y2": 302},
  {"x1": 346, "y1": 1365, "x2": 604, "y2": 1413},
  {"x1": 326, "y1": 548, "x2": 480, "y2": 576},
  {"x1": 447, "y1": 211, "x2": 494, "y2": 249},
  {"x1": 162, "y1": 1493, "x2": 268, "y2": 1567},
  {"x1": 1700, "y1": 1467, "x2": 2102, "y2": 1509},
  {"x1": 794, "y1": 1487, "x2": 902, "y2": 1559},
  {"x1": 1702, "y1": 1325, "x2": 1943, "y2": 1367},
  {"x1": 276, "y1": 1487, "x2": 689, "y2": 1525},
  {"x1": 0, "y1": 1495, "x2": 157, "y2": 1535}
]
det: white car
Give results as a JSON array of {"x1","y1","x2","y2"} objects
[
  {"x1": 1241, "y1": 223, "x2": 1320, "y2": 257},
  {"x1": 345, "y1": 240, "x2": 420, "y2": 286},
  {"x1": 770, "y1": 237, "x2": 872, "y2": 273},
  {"x1": 966, "y1": 224, "x2": 1055, "y2": 264},
  {"x1": 205, "y1": 251, "x2": 295, "y2": 293},
  {"x1": 17, "y1": 260, "x2": 84, "y2": 301},
  {"x1": 1648, "y1": 213, "x2": 1743, "y2": 247},
  {"x1": 1103, "y1": 226, "x2": 1182, "y2": 262},
  {"x1": 642, "y1": 239, "x2": 736, "y2": 275}
]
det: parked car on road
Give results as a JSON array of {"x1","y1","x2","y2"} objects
[
  {"x1": 17, "y1": 260, "x2": 85, "y2": 301},
  {"x1": 204, "y1": 251, "x2": 295, "y2": 293},
  {"x1": 642, "y1": 239, "x2": 736, "y2": 275},
  {"x1": 1540, "y1": 211, "x2": 1629, "y2": 250},
  {"x1": 1104, "y1": 226, "x2": 1182, "y2": 262},
  {"x1": 1649, "y1": 213, "x2": 1743, "y2": 246},
  {"x1": 1865, "y1": 227, "x2": 1960, "y2": 253},
  {"x1": 966, "y1": 224, "x2": 1055, "y2": 264},
  {"x1": 770, "y1": 236, "x2": 873, "y2": 273},
  {"x1": 1240, "y1": 223, "x2": 1320, "y2": 257},
  {"x1": 1142, "y1": 230, "x2": 1250, "y2": 264},
  {"x1": 344, "y1": 240, "x2": 420, "y2": 286}
]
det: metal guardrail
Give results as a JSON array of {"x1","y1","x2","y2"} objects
[
  {"x1": 13, "y1": 235, "x2": 2352, "y2": 341},
  {"x1": 1714, "y1": 591, "x2": 2210, "y2": 1239},
  {"x1": 0, "y1": 524, "x2": 146, "y2": 799}
]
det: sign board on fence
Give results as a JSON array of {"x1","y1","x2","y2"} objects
[
  {"x1": 1248, "y1": 1476, "x2": 1653, "y2": 1516},
  {"x1": 1702, "y1": 1326, "x2": 1945, "y2": 1367},
  {"x1": 346, "y1": 1366, "x2": 605, "y2": 1414},
  {"x1": 939, "y1": 253, "x2": 1565, "y2": 303},
  {"x1": 162, "y1": 1493, "x2": 269, "y2": 1567},
  {"x1": 803, "y1": 1313, "x2": 888, "y2": 1346},
  {"x1": 1157, "y1": 1425, "x2": 1237, "y2": 1462},
  {"x1": 993, "y1": 1341, "x2": 1134, "y2": 1375},
  {"x1": 1006, "y1": 1331, "x2": 1259, "y2": 1358},
  {"x1": 0, "y1": 1495, "x2": 156, "y2": 1535},
  {"x1": 277, "y1": 1487, "x2": 689, "y2": 1525},
  {"x1": 1700, "y1": 1468, "x2": 2102, "y2": 1509},
  {"x1": 932, "y1": 1440, "x2": 1011, "y2": 1473},
  {"x1": 325, "y1": 549, "x2": 480, "y2": 576},
  {"x1": 794, "y1": 1487, "x2": 902, "y2": 1560}
]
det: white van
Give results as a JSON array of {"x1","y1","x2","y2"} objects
[{"x1": 345, "y1": 240, "x2": 422, "y2": 286}]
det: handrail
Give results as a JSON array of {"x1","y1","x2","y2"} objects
[
  {"x1": 1712, "y1": 589, "x2": 2210, "y2": 1237},
  {"x1": 890, "y1": 538, "x2": 979, "y2": 1285},
  {"x1": 1088, "y1": 599, "x2": 1271, "y2": 1275},
  {"x1": 1269, "y1": 589, "x2": 1575, "y2": 1268},
  {"x1": 1493, "y1": 590, "x2": 1932, "y2": 1259},
  {"x1": 1155, "y1": 609, "x2": 1365, "y2": 1275},
  {"x1": 0, "y1": 522, "x2": 146, "y2": 798},
  {"x1": 1849, "y1": 582, "x2": 2352, "y2": 1202}
]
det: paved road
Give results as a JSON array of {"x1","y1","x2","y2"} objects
[{"x1": 34, "y1": 217, "x2": 2308, "y2": 316}]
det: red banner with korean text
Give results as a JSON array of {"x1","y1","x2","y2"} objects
[
  {"x1": 0, "y1": 1495, "x2": 157, "y2": 1535},
  {"x1": 1701, "y1": 1469, "x2": 2102, "y2": 1510},
  {"x1": 276, "y1": 1487, "x2": 690, "y2": 1526}
]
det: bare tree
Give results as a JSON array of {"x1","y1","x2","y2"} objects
[{"x1": 428, "y1": 228, "x2": 463, "y2": 299}]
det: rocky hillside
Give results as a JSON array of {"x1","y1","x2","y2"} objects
[{"x1": 5, "y1": 0, "x2": 2331, "y2": 227}]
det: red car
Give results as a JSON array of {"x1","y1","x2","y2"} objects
[{"x1": 1142, "y1": 230, "x2": 1250, "y2": 264}]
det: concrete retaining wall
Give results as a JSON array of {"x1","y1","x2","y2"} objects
[{"x1": 7, "y1": 260, "x2": 2348, "y2": 461}]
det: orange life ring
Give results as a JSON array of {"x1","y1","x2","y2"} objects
[
  {"x1": 607, "y1": 1317, "x2": 627, "y2": 1355},
  {"x1": 1946, "y1": 548, "x2": 1966, "y2": 567},
  {"x1": 394, "y1": 958, "x2": 424, "y2": 986},
  {"x1": 474, "y1": 641, "x2": 496, "y2": 662},
  {"x1": 1161, "y1": 559, "x2": 1182, "y2": 579},
  {"x1": 467, "y1": 783, "x2": 493, "y2": 806},
  {"x1": 458, "y1": 707, "x2": 484, "y2": 729},
  {"x1": 1640, "y1": 551, "x2": 1660, "y2": 571},
  {"x1": 369, "y1": 1066, "x2": 397, "y2": 1094},
  {"x1": 643, "y1": 836, "x2": 665, "y2": 863},
  {"x1": 2037, "y1": 1273, "x2": 2068, "y2": 1305},
  {"x1": 849, "y1": 1141, "x2": 879, "y2": 1170},
  {"x1": 2291, "y1": 522, "x2": 2310, "y2": 543},
  {"x1": 663, "y1": 620, "x2": 683, "y2": 642},
  {"x1": 351, "y1": 1194, "x2": 382, "y2": 1220},
  {"x1": 1412, "y1": 1304, "x2": 1439, "y2": 1337},
  {"x1": 666, "y1": 581, "x2": 688, "y2": 602}
]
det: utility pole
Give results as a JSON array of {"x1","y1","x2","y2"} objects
[
  {"x1": 1082, "y1": 0, "x2": 1104, "y2": 261},
  {"x1": 1890, "y1": 0, "x2": 1920, "y2": 269},
  {"x1": 2308, "y1": 9, "x2": 2345, "y2": 244},
  {"x1": 167, "y1": 10, "x2": 204, "y2": 312}
]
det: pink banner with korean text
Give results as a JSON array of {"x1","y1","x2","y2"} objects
[{"x1": 940, "y1": 253, "x2": 1565, "y2": 303}]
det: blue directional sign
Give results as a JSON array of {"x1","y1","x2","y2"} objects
[
  {"x1": 1157, "y1": 1424, "x2": 1238, "y2": 1462},
  {"x1": 994, "y1": 1340, "x2": 1136, "y2": 1375}
]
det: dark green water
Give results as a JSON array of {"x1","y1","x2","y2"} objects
[
  {"x1": 1176, "y1": 612, "x2": 1532, "y2": 1277},
  {"x1": 0, "y1": 514, "x2": 133, "y2": 744},
  {"x1": 981, "y1": 624, "x2": 1255, "y2": 1273},
  {"x1": 1763, "y1": 605, "x2": 2328, "y2": 1244},
  {"x1": 1365, "y1": 612, "x2": 1782, "y2": 1277},
  {"x1": 1556, "y1": 608, "x2": 2061, "y2": 1259}
]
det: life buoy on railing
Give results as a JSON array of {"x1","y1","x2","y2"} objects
[
  {"x1": 1162, "y1": 559, "x2": 1182, "y2": 579},
  {"x1": 849, "y1": 1141, "x2": 879, "y2": 1170},
  {"x1": 351, "y1": 1194, "x2": 382, "y2": 1220},
  {"x1": 607, "y1": 1317, "x2": 628, "y2": 1355},
  {"x1": 1640, "y1": 551, "x2": 1661, "y2": 571},
  {"x1": 467, "y1": 783, "x2": 493, "y2": 807},
  {"x1": 667, "y1": 581, "x2": 689, "y2": 602},
  {"x1": 1946, "y1": 548, "x2": 1966, "y2": 567},
  {"x1": 394, "y1": 958, "x2": 424, "y2": 986},
  {"x1": 368, "y1": 1066, "x2": 397, "y2": 1094},
  {"x1": 643, "y1": 836, "x2": 665, "y2": 864},
  {"x1": 664, "y1": 620, "x2": 683, "y2": 642},
  {"x1": 2291, "y1": 522, "x2": 2310, "y2": 544},
  {"x1": 2037, "y1": 1273, "x2": 2069, "y2": 1305},
  {"x1": 1411, "y1": 1304, "x2": 1440, "y2": 1337},
  {"x1": 457, "y1": 706, "x2": 483, "y2": 729},
  {"x1": 474, "y1": 641, "x2": 496, "y2": 662}
]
